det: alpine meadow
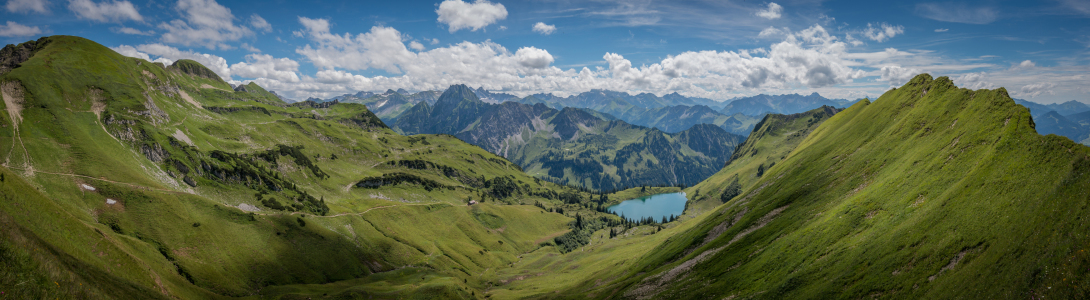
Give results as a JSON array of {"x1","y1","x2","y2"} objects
[{"x1": 2, "y1": 0, "x2": 1090, "y2": 299}]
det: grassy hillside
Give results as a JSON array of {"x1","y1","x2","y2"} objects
[
  {"x1": 684, "y1": 105, "x2": 841, "y2": 214},
  {"x1": 571, "y1": 74, "x2": 1090, "y2": 299},
  {"x1": 0, "y1": 35, "x2": 621, "y2": 298}
]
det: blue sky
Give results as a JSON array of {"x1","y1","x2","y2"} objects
[{"x1": 2, "y1": 0, "x2": 1089, "y2": 104}]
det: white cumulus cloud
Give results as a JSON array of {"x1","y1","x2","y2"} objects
[
  {"x1": 532, "y1": 22, "x2": 556, "y2": 35},
  {"x1": 953, "y1": 72, "x2": 997, "y2": 90},
  {"x1": 0, "y1": 21, "x2": 41, "y2": 37},
  {"x1": 6, "y1": 0, "x2": 48, "y2": 13},
  {"x1": 863, "y1": 23, "x2": 903, "y2": 42},
  {"x1": 230, "y1": 54, "x2": 300, "y2": 82},
  {"x1": 436, "y1": 0, "x2": 507, "y2": 33},
  {"x1": 515, "y1": 47, "x2": 553, "y2": 68},
  {"x1": 879, "y1": 65, "x2": 920, "y2": 86},
  {"x1": 159, "y1": 0, "x2": 253, "y2": 49},
  {"x1": 294, "y1": 20, "x2": 414, "y2": 73},
  {"x1": 67, "y1": 0, "x2": 142, "y2": 23},
  {"x1": 409, "y1": 41, "x2": 425, "y2": 51},
  {"x1": 756, "y1": 2, "x2": 782, "y2": 20}
]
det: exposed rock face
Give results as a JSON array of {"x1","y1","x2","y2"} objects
[
  {"x1": 0, "y1": 37, "x2": 50, "y2": 76},
  {"x1": 141, "y1": 143, "x2": 169, "y2": 162}
]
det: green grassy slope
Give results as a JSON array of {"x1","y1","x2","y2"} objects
[
  {"x1": 0, "y1": 36, "x2": 619, "y2": 299},
  {"x1": 563, "y1": 74, "x2": 1090, "y2": 299},
  {"x1": 684, "y1": 105, "x2": 840, "y2": 215}
]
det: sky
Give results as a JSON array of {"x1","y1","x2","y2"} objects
[{"x1": 2, "y1": 0, "x2": 1089, "y2": 104}]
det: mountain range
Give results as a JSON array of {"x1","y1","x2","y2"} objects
[
  {"x1": 515, "y1": 90, "x2": 855, "y2": 136},
  {"x1": 319, "y1": 85, "x2": 856, "y2": 138},
  {"x1": 1014, "y1": 99, "x2": 1090, "y2": 145},
  {"x1": 392, "y1": 84, "x2": 746, "y2": 191}
]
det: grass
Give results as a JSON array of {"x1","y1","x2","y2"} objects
[{"x1": 684, "y1": 105, "x2": 840, "y2": 216}]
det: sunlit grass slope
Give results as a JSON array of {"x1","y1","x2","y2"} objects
[{"x1": 684, "y1": 105, "x2": 841, "y2": 215}]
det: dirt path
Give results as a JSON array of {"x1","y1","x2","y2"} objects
[{"x1": 4, "y1": 166, "x2": 189, "y2": 195}]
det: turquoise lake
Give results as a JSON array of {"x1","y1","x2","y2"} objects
[{"x1": 607, "y1": 192, "x2": 688, "y2": 222}]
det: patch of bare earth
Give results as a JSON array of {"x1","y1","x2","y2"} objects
[
  {"x1": 928, "y1": 249, "x2": 969, "y2": 281},
  {"x1": 89, "y1": 88, "x2": 106, "y2": 119},
  {"x1": 2, "y1": 81, "x2": 23, "y2": 127},
  {"x1": 178, "y1": 89, "x2": 201, "y2": 108},
  {"x1": 703, "y1": 208, "x2": 749, "y2": 246},
  {"x1": 172, "y1": 129, "x2": 194, "y2": 147},
  {"x1": 626, "y1": 205, "x2": 789, "y2": 300}
]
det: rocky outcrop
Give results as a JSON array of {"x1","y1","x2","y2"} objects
[
  {"x1": 141, "y1": 143, "x2": 169, "y2": 162},
  {"x1": 0, "y1": 37, "x2": 50, "y2": 76}
]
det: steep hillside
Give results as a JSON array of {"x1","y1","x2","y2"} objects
[
  {"x1": 393, "y1": 86, "x2": 746, "y2": 191},
  {"x1": 0, "y1": 36, "x2": 617, "y2": 299},
  {"x1": 568, "y1": 74, "x2": 1090, "y2": 299},
  {"x1": 684, "y1": 106, "x2": 841, "y2": 214}
]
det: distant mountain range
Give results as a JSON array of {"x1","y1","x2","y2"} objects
[
  {"x1": 318, "y1": 89, "x2": 440, "y2": 120},
  {"x1": 392, "y1": 84, "x2": 746, "y2": 191},
  {"x1": 1014, "y1": 99, "x2": 1090, "y2": 145},
  {"x1": 719, "y1": 92, "x2": 860, "y2": 116},
  {"x1": 315, "y1": 87, "x2": 857, "y2": 137}
]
